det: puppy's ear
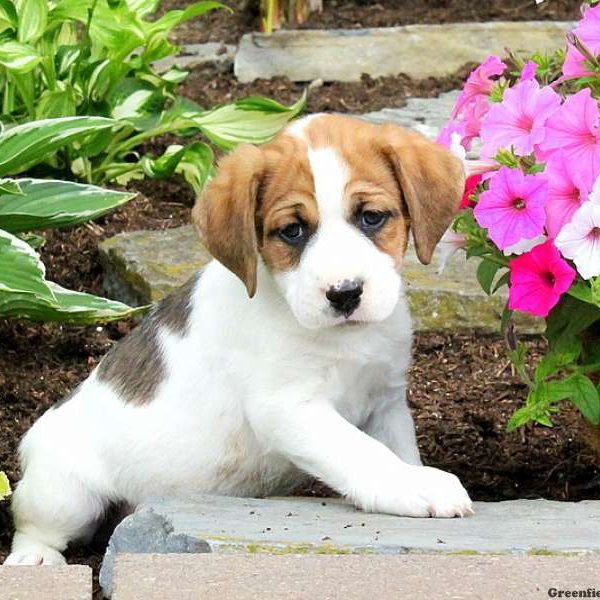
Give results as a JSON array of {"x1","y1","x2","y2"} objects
[
  {"x1": 192, "y1": 144, "x2": 264, "y2": 297},
  {"x1": 378, "y1": 125, "x2": 465, "y2": 265}
]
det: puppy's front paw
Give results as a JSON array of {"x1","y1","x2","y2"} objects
[{"x1": 359, "y1": 465, "x2": 473, "y2": 518}]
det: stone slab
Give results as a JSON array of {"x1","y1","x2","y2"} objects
[
  {"x1": 0, "y1": 565, "x2": 91, "y2": 600},
  {"x1": 111, "y1": 553, "x2": 600, "y2": 600},
  {"x1": 101, "y1": 495, "x2": 600, "y2": 596},
  {"x1": 98, "y1": 225, "x2": 539, "y2": 332},
  {"x1": 235, "y1": 22, "x2": 574, "y2": 82},
  {"x1": 154, "y1": 42, "x2": 236, "y2": 73}
]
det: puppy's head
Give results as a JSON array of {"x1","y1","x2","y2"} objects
[{"x1": 193, "y1": 114, "x2": 464, "y2": 330}]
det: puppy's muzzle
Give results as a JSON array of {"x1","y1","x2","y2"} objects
[{"x1": 326, "y1": 279, "x2": 363, "y2": 318}]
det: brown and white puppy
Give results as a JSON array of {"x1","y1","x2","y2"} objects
[{"x1": 6, "y1": 114, "x2": 469, "y2": 567}]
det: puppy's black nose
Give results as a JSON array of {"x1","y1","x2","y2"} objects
[{"x1": 326, "y1": 279, "x2": 363, "y2": 317}]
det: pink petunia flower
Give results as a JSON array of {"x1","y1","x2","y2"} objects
[
  {"x1": 519, "y1": 60, "x2": 538, "y2": 82},
  {"x1": 508, "y1": 240, "x2": 576, "y2": 318},
  {"x1": 544, "y1": 152, "x2": 593, "y2": 239},
  {"x1": 538, "y1": 88, "x2": 600, "y2": 177},
  {"x1": 555, "y1": 201, "x2": 600, "y2": 280},
  {"x1": 474, "y1": 167, "x2": 548, "y2": 250},
  {"x1": 562, "y1": 4, "x2": 600, "y2": 81},
  {"x1": 480, "y1": 79, "x2": 561, "y2": 158},
  {"x1": 451, "y1": 55, "x2": 507, "y2": 118}
]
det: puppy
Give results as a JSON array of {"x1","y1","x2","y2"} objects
[{"x1": 5, "y1": 114, "x2": 470, "y2": 566}]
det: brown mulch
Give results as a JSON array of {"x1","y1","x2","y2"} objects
[
  {"x1": 181, "y1": 64, "x2": 474, "y2": 114},
  {"x1": 164, "y1": 0, "x2": 582, "y2": 45}
]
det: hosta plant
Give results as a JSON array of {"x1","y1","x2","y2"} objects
[
  {"x1": 0, "y1": 0, "x2": 305, "y2": 189},
  {"x1": 438, "y1": 3, "x2": 600, "y2": 436},
  {"x1": 0, "y1": 116, "x2": 143, "y2": 324}
]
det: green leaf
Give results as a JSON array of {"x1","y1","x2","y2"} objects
[
  {"x1": 476, "y1": 259, "x2": 501, "y2": 295},
  {"x1": 192, "y1": 94, "x2": 306, "y2": 150},
  {"x1": 534, "y1": 337, "x2": 582, "y2": 383},
  {"x1": 16, "y1": 0, "x2": 47, "y2": 44},
  {"x1": 126, "y1": 0, "x2": 161, "y2": 17},
  {"x1": 36, "y1": 84, "x2": 77, "y2": 119},
  {"x1": 0, "y1": 177, "x2": 22, "y2": 195},
  {"x1": 108, "y1": 78, "x2": 166, "y2": 126},
  {"x1": 546, "y1": 295, "x2": 600, "y2": 348},
  {"x1": 0, "y1": 0, "x2": 17, "y2": 32},
  {"x1": 0, "y1": 41, "x2": 41, "y2": 73},
  {"x1": 0, "y1": 178, "x2": 136, "y2": 233},
  {"x1": 568, "y1": 374, "x2": 600, "y2": 425},
  {"x1": 0, "y1": 471, "x2": 10, "y2": 500},
  {"x1": 491, "y1": 270, "x2": 510, "y2": 294},
  {"x1": 147, "y1": 1, "x2": 227, "y2": 37},
  {"x1": 0, "y1": 229, "x2": 145, "y2": 323},
  {"x1": 0, "y1": 116, "x2": 116, "y2": 176},
  {"x1": 568, "y1": 281, "x2": 600, "y2": 308}
]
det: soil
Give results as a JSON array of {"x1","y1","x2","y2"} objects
[{"x1": 164, "y1": 0, "x2": 582, "y2": 45}]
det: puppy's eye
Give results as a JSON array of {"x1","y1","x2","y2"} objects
[
  {"x1": 278, "y1": 222, "x2": 306, "y2": 245},
  {"x1": 359, "y1": 210, "x2": 389, "y2": 232}
]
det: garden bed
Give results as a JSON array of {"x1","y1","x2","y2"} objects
[{"x1": 164, "y1": 0, "x2": 582, "y2": 45}]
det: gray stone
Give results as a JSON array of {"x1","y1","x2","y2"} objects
[
  {"x1": 111, "y1": 553, "x2": 600, "y2": 600},
  {"x1": 98, "y1": 226, "x2": 213, "y2": 306},
  {"x1": 358, "y1": 92, "x2": 459, "y2": 140},
  {"x1": 0, "y1": 565, "x2": 91, "y2": 600},
  {"x1": 99, "y1": 225, "x2": 539, "y2": 333},
  {"x1": 99, "y1": 508, "x2": 210, "y2": 599},
  {"x1": 104, "y1": 494, "x2": 600, "y2": 560},
  {"x1": 154, "y1": 42, "x2": 236, "y2": 73},
  {"x1": 235, "y1": 22, "x2": 574, "y2": 82}
]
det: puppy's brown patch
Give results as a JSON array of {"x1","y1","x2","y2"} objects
[{"x1": 96, "y1": 273, "x2": 200, "y2": 405}]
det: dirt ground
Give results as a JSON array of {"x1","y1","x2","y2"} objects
[
  {"x1": 0, "y1": 1, "x2": 597, "y2": 596},
  {"x1": 164, "y1": 0, "x2": 582, "y2": 45}
]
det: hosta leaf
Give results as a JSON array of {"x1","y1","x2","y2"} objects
[
  {"x1": 126, "y1": 0, "x2": 161, "y2": 17},
  {"x1": 36, "y1": 85, "x2": 77, "y2": 119},
  {"x1": 108, "y1": 78, "x2": 166, "y2": 127},
  {"x1": 16, "y1": 0, "x2": 47, "y2": 44},
  {"x1": 0, "y1": 178, "x2": 22, "y2": 195},
  {"x1": 0, "y1": 229, "x2": 144, "y2": 323},
  {"x1": 0, "y1": 116, "x2": 116, "y2": 176},
  {"x1": 0, "y1": 41, "x2": 41, "y2": 73},
  {"x1": 140, "y1": 142, "x2": 213, "y2": 194},
  {"x1": 0, "y1": 229, "x2": 56, "y2": 301},
  {"x1": 0, "y1": 471, "x2": 10, "y2": 500},
  {"x1": 147, "y1": 1, "x2": 227, "y2": 37},
  {"x1": 192, "y1": 94, "x2": 306, "y2": 150},
  {"x1": 0, "y1": 0, "x2": 17, "y2": 32},
  {"x1": 0, "y1": 178, "x2": 136, "y2": 233}
]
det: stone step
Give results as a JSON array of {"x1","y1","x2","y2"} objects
[
  {"x1": 234, "y1": 22, "x2": 574, "y2": 83},
  {"x1": 358, "y1": 91, "x2": 460, "y2": 141},
  {"x1": 0, "y1": 565, "x2": 92, "y2": 600},
  {"x1": 110, "y1": 553, "x2": 600, "y2": 600},
  {"x1": 100, "y1": 494, "x2": 600, "y2": 596},
  {"x1": 98, "y1": 225, "x2": 538, "y2": 333}
]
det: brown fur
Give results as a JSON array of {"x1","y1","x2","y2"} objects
[
  {"x1": 193, "y1": 114, "x2": 464, "y2": 294},
  {"x1": 96, "y1": 274, "x2": 199, "y2": 405}
]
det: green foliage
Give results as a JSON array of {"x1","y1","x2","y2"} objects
[
  {"x1": 0, "y1": 116, "x2": 143, "y2": 323},
  {"x1": 0, "y1": 471, "x2": 10, "y2": 501},
  {"x1": 0, "y1": 0, "x2": 305, "y2": 187}
]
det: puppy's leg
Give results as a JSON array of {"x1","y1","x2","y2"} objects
[
  {"x1": 5, "y1": 419, "x2": 108, "y2": 566},
  {"x1": 363, "y1": 386, "x2": 422, "y2": 466},
  {"x1": 247, "y1": 390, "x2": 472, "y2": 518}
]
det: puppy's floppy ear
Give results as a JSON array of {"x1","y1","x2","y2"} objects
[
  {"x1": 192, "y1": 144, "x2": 264, "y2": 297},
  {"x1": 378, "y1": 125, "x2": 465, "y2": 265}
]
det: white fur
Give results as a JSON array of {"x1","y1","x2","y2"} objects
[{"x1": 6, "y1": 131, "x2": 472, "y2": 566}]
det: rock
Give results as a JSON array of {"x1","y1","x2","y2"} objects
[
  {"x1": 98, "y1": 226, "x2": 213, "y2": 306},
  {"x1": 99, "y1": 225, "x2": 539, "y2": 333},
  {"x1": 110, "y1": 553, "x2": 600, "y2": 600},
  {"x1": 101, "y1": 494, "x2": 600, "y2": 589},
  {"x1": 358, "y1": 92, "x2": 459, "y2": 140},
  {"x1": 99, "y1": 508, "x2": 210, "y2": 598},
  {"x1": 154, "y1": 42, "x2": 236, "y2": 73},
  {"x1": 0, "y1": 565, "x2": 92, "y2": 600},
  {"x1": 235, "y1": 22, "x2": 574, "y2": 82}
]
